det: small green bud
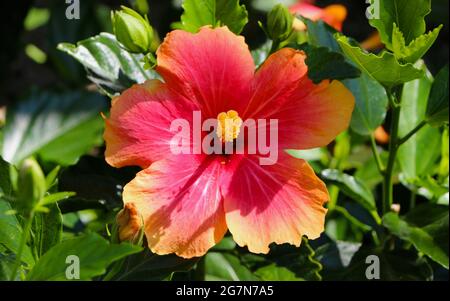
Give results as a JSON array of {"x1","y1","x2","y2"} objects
[
  {"x1": 17, "y1": 158, "x2": 46, "y2": 211},
  {"x1": 267, "y1": 4, "x2": 294, "y2": 41},
  {"x1": 111, "y1": 6, "x2": 154, "y2": 53}
]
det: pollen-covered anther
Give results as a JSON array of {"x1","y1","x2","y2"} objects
[{"x1": 216, "y1": 110, "x2": 243, "y2": 142}]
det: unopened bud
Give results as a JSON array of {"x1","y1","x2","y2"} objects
[
  {"x1": 111, "y1": 6, "x2": 154, "y2": 53},
  {"x1": 17, "y1": 158, "x2": 46, "y2": 211},
  {"x1": 116, "y1": 203, "x2": 143, "y2": 244},
  {"x1": 267, "y1": 4, "x2": 294, "y2": 41}
]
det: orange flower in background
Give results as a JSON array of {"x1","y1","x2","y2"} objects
[
  {"x1": 290, "y1": 1, "x2": 347, "y2": 31},
  {"x1": 104, "y1": 26, "x2": 354, "y2": 258}
]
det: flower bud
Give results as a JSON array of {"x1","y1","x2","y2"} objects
[
  {"x1": 267, "y1": 4, "x2": 294, "y2": 41},
  {"x1": 111, "y1": 6, "x2": 154, "y2": 53},
  {"x1": 116, "y1": 203, "x2": 143, "y2": 244},
  {"x1": 17, "y1": 158, "x2": 46, "y2": 211}
]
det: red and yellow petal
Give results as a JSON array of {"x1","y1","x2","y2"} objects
[
  {"x1": 222, "y1": 153, "x2": 328, "y2": 254},
  {"x1": 104, "y1": 80, "x2": 197, "y2": 169},
  {"x1": 243, "y1": 48, "x2": 308, "y2": 119},
  {"x1": 123, "y1": 154, "x2": 227, "y2": 258},
  {"x1": 249, "y1": 48, "x2": 355, "y2": 150},
  {"x1": 156, "y1": 26, "x2": 255, "y2": 118},
  {"x1": 290, "y1": 2, "x2": 347, "y2": 31},
  {"x1": 274, "y1": 79, "x2": 354, "y2": 150}
]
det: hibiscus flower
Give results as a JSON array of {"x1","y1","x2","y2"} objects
[
  {"x1": 104, "y1": 26, "x2": 354, "y2": 258},
  {"x1": 290, "y1": 1, "x2": 347, "y2": 31}
]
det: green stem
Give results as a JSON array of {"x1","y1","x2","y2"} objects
[
  {"x1": 334, "y1": 206, "x2": 372, "y2": 232},
  {"x1": 382, "y1": 89, "x2": 402, "y2": 214},
  {"x1": 327, "y1": 185, "x2": 339, "y2": 211},
  {"x1": 370, "y1": 133, "x2": 385, "y2": 175},
  {"x1": 397, "y1": 120, "x2": 427, "y2": 146},
  {"x1": 9, "y1": 210, "x2": 35, "y2": 281}
]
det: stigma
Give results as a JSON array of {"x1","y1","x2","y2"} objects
[{"x1": 216, "y1": 110, "x2": 243, "y2": 142}]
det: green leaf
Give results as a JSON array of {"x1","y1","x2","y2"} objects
[
  {"x1": 336, "y1": 35, "x2": 424, "y2": 88},
  {"x1": 251, "y1": 41, "x2": 271, "y2": 68},
  {"x1": 180, "y1": 0, "x2": 248, "y2": 34},
  {"x1": 0, "y1": 252, "x2": 19, "y2": 280},
  {"x1": 398, "y1": 62, "x2": 441, "y2": 181},
  {"x1": 0, "y1": 157, "x2": 12, "y2": 196},
  {"x1": 392, "y1": 24, "x2": 443, "y2": 64},
  {"x1": 426, "y1": 64, "x2": 449, "y2": 127},
  {"x1": 40, "y1": 192, "x2": 76, "y2": 206},
  {"x1": 321, "y1": 169, "x2": 376, "y2": 213},
  {"x1": 58, "y1": 33, "x2": 158, "y2": 96},
  {"x1": 297, "y1": 43, "x2": 360, "y2": 84},
  {"x1": 31, "y1": 204, "x2": 63, "y2": 258},
  {"x1": 286, "y1": 148, "x2": 328, "y2": 163},
  {"x1": 266, "y1": 239, "x2": 322, "y2": 281},
  {"x1": 0, "y1": 199, "x2": 35, "y2": 266},
  {"x1": 205, "y1": 252, "x2": 259, "y2": 280},
  {"x1": 114, "y1": 249, "x2": 198, "y2": 280},
  {"x1": 383, "y1": 204, "x2": 449, "y2": 269},
  {"x1": 45, "y1": 166, "x2": 61, "y2": 191},
  {"x1": 212, "y1": 236, "x2": 236, "y2": 251},
  {"x1": 27, "y1": 233, "x2": 142, "y2": 280},
  {"x1": 314, "y1": 240, "x2": 362, "y2": 280},
  {"x1": 254, "y1": 264, "x2": 301, "y2": 281},
  {"x1": 355, "y1": 151, "x2": 388, "y2": 189},
  {"x1": 344, "y1": 72, "x2": 388, "y2": 136},
  {"x1": 342, "y1": 243, "x2": 433, "y2": 280},
  {"x1": 302, "y1": 18, "x2": 340, "y2": 52},
  {"x1": 239, "y1": 238, "x2": 322, "y2": 281},
  {"x1": 1, "y1": 90, "x2": 107, "y2": 166},
  {"x1": 369, "y1": 0, "x2": 431, "y2": 49}
]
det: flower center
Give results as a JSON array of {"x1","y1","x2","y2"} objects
[{"x1": 216, "y1": 110, "x2": 243, "y2": 142}]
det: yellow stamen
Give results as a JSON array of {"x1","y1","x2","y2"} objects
[{"x1": 216, "y1": 110, "x2": 243, "y2": 142}]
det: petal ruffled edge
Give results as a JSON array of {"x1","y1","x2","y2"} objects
[
  {"x1": 222, "y1": 154, "x2": 328, "y2": 254},
  {"x1": 122, "y1": 154, "x2": 228, "y2": 258}
]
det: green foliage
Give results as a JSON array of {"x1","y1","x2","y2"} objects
[
  {"x1": 426, "y1": 64, "x2": 449, "y2": 127},
  {"x1": 392, "y1": 24, "x2": 443, "y2": 64},
  {"x1": 205, "y1": 252, "x2": 258, "y2": 280},
  {"x1": 321, "y1": 169, "x2": 377, "y2": 214},
  {"x1": 113, "y1": 249, "x2": 199, "y2": 280},
  {"x1": 302, "y1": 18, "x2": 388, "y2": 136},
  {"x1": 297, "y1": 44, "x2": 360, "y2": 84},
  {"x1": 27, "y1": 233, "x2": 141, "y2": 280},
  {"x1": 336, "y1": 35, "x2": 424, "y2": 89},
  {"x1": 302, "y1": 18, "x2": 340, "y2": 52},
  {"x1": 179, "y1": 0, "x2": 248, "y2": 34},
  {"x1": 344, "y1": 72, "x2": 388, "y2": 136},
  {"x1": 58, "y1": 33, "x2": 158, "y2": 96},
  {"x1": 0, "y1": 200, "x2": 35, "y2": 267},
  {"x1": 383, "y1": 204, "x2": 449, "y2": 269},
  {"x1": 0, "y1": 157, "x2": 12, "y2": 196},
  {"x1": 240, "y1": 239, "x2": 323, "y2": 281},
  {"x1": 31, "y1": 204, "x2": 63, "y2": 258},
  {"x1": 369, "y1": 0, "x2": 431, "y2": 49},
  {"x1": 251, "y1": 41, "x2": 271, "y2": 68},
  {"x1": 342, "y1": 244, "x2": 433, "y2": 280},
  {"x1": 1, "y1": 90, "x2": 107, "y2": 166},
  {"x1": 398, "y1": 64, "x2": 441, "y2": 182},
  {"x1": 254, "y1": 264, "x2": 301, "y2": 281}
]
